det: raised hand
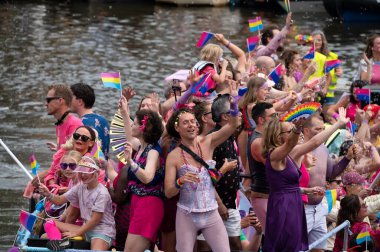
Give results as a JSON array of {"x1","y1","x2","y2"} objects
[
  {"x1": 337, "y1": 107, "x2": 350, "y2": 127},
  {"x1": 124, "y1": 142, "x2": 133, "y2": 164},
  {"x1": 122, "y1": 87, "x2": 136, "y2": 101},
  {"x1": 149, "y1": 92, "x2": 160, "y2": 113},
  {"x1": 285, "y1": 12, "x2": 293, "y2": 28},
  {"x1": 118, "y1": 96, "x2": 130, "y2": 117}
]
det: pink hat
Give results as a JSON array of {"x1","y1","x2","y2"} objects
[
  {"x1": 74, "y1": 156, "x2": 99, "y2": 174},
  {"x1": 342, "y1": 171, "x2": 366, "y2": 185}
]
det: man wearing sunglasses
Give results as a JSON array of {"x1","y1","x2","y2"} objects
[
  {"x1": 45, "y1": 84, "x2": 83, "y2": 152},
  {"x1": 70, "y1": 83, "x2": 110, "y2": 159}
]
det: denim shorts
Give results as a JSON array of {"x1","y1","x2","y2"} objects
[{"x1": 85, "y1": 231, "x2": 113, "y2": 248}]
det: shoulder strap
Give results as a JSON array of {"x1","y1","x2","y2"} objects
[{"x1": 179, "y1": 143, "x2": 209, "y2": 169}]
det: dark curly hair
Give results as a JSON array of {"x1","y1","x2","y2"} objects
[
  {"x1": 135, "y1": 110, "x2": 163, "y2": 144},
  {"x1": 166, "y1": 108, "x2": 194, "y2": 139},
  {"x1": 193, "y1": 100, "x2": 209, "y2": 135}
]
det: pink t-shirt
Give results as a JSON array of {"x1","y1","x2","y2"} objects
[
  {"x1": 56, "y1": 114, "x2": 83, "y2": 150},
  {"x1": 299, "y1": 163, "x2": 310, "y2": 204},
  {"x1": 64, "y1": 183, "x2": 116, "y2": 239},
  {"x1": 371, "y1": 63, "x2": 380, "y2": 84}
]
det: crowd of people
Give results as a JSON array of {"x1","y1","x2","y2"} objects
[{"x1": 23, "y1": 11, "x2": 380, "y2": 252}]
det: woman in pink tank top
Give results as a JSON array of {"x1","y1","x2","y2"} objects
[{"x1": 360, "y1": 34, "x2": 380, "y2": 85}]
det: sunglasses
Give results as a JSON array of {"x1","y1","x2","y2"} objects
[
  {"x1": 73, "y1": 133, "x2": 91, "y2": 142},
  {"x1": 46, "y1": 96, "x2": 61, "y2": 103},
  {"x1": 60, "y1": 163, "x2": 77, "y2": 170}
]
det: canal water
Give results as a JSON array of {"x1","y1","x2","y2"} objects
[{"x1": 0, "y1": 0, "x2": 380, "y2": 249}]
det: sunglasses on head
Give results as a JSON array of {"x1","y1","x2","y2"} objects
[
  {"x1": 73, "y1": 132, "x2": 91, "y2": 142},
  {"x1": 60, "y1": 163, "x2": 77, "y2": 170},
  {"x1": 46, "y1": 97, "x2": 61, "y2": 103}
]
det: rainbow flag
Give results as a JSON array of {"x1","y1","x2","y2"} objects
[
  {"x1": 100, "y1": 72, "x2": 122, "y2": 90},
  {"x1": 249, "y1": 17, "x2": 263, "y2": 32},
  {"x1": 247, "y1": 36, "x2": 260, "y2": 52},
  {"x1": 354, "y1": 88, "x2": 371, "y2": 103},
  {"x1": 356, "y1": 231, "x2": 371, "y2": 244},
  {"x1": 268, "y1": 64, "x2": 283, "y2": 86},
  {"x1": 20, "y1": 210, "x2": 37, "y2": 233},
  {"x1": 325, "y1": 59, "x2": 342, "y2": 73},
  {"x1": 196, "y1": 32, "x2": 214, "y2": 48},
  {"x1": 325, "y1": 189, "x2": 337, "y2": 213},
  {"x1": 303, "y1": 46, "x2": 315, "y2": 59},
  {"x1": 90, "y1": 141, "x2": 105, "y2": 160},
  {"x1": 29, "y1": 154, "x2": 40, "y2": 175}
]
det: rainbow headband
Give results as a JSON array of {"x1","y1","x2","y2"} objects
[{"x1": 280, "y1": 102, "x2": 321, "y2": 122}]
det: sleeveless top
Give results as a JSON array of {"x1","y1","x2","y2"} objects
[
  {"x1": 127, "y1": 142, "x2": 165, "y2": 198},
  {"x1": 177, "y1": 152, "x2": 218, "y2": 213},
  {"x1": 371, "y1": 62, "x2": 380, "y2": 85},
  {"x1": 346, "y1": 102, "x2": 361, "y2": 122},
  {"x1": 247, "y1": 131, "x2": 269, "y2": 194},
  {"x1": 242, "y1": 106, "x2": 256, "y2": 137}
]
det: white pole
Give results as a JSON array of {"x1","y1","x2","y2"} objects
[{"x1": 0, "y1": 139, "x2": 33, "y2": 180}]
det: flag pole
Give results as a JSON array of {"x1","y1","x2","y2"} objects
[
  {"x1": 287, "y1": 0, "x2": 291, "y2": 12},
  {"x1": 119, "y1": 71, "x2": 123, "y2": 97},
  {"x1": 0, "y1": 139, "x2": 33, "y2": 180}
]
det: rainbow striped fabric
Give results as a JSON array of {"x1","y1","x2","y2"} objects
[
  {"x1": 20, "y1": 210, "x2": 37, "y2": 233},
  {"x1": 90, "y1": 141, "x2": 105, "y2": 160},
  {"x1": 268, "y1": 64, "x2": 283, "y2": 85},
  {"x1": 101, "y1": 72, "x2": 122, "y2": 90},
  {"x1": 325, "y1": 59, "x2": 342, "y2": 73},
  {"x1": 325, "y1": 189, "x2": 337, "y2": 213},
  {"x1": 249, "y1": 17, "x2": 263, "y2": 32},
  {"x1": 356, "y1": 231, "x2": 371, "y2": 244},
  {"x1": 29, "y1": 154, "x2": 40, "y2": 175},
  {"x1": 247, "y1": 36, "x2": 260, "y2": 52},
  {"x1": 196, "y1": 32, "x2": 214, "y2": 48},
  {"x1": 303, "y1": 46, "x2": 315, "y2": 59}
]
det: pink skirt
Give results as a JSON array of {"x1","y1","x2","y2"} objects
[{"x1": 129, "y1": 194, "x2": 164, "y2": 242}]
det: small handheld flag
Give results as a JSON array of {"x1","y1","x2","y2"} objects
[
  {"x1": 101, "y1": 72, "x2": 122, "y2": 90},
  {"x1": 325, "y1": 189, "x2": 337, "y2": 213},
  {"x1": 249, "y1": 17, "x2": 263, "y2": 33},
  {"x1": 356, "y1": 231, "x2": 371, "y2": 245},
  {"x1": 247, "y1": 36, "x2": 260, "y2": 52},
  {"x1": 196, "y1": 32, "x2": 214, "y2": 48},
  {"x1": 354, "y1": 88, "x2": 371, "y2": 104},
  {"x1": 20, "y1": 210, "x2": 37, "y2": 233},
  {"x1": 268, "y1": 64, "x2": 283, "y2": 86},
  {"x1": 325, "y1": 59, "x2": 342, "y2": 74},
  {"x1": 29, "y1": 154, "x2": 40, "y2": 175},
  {"x1": 303, "y1": 46, "x2": 315, "y2": 59}
]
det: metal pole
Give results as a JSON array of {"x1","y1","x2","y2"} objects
[
  {"x1": 304, "y1": 220, "x2": 350, "y2": 251},
  {"x1": 343, "y1": 225, "x2": 349, "y2": 252},
  {"x1": 0, "y1": 138, "x2": 33, "y2": 180}
]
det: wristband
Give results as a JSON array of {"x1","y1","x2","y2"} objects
[
  {"x1": 296, "y1": 93, "x2": 303, "y2": 102},
  {"x1": 226, "y1": 41, "x2": 231, "y2": 48},
  {"x1": 175, "y1": 178, "x2": 184, "y2": 189},
  {"x1": 130, "y1": 162, "x2": 139, "y2": 174},
  {"x1": 362, "y1": 119, "x2": 369, "y2": 125},
  {"x1": 332, "y1": 113, "x2": 339, "y2": 120},
  {"x1": 282, "y1": 98, "x2": 288, "y2": 105}
]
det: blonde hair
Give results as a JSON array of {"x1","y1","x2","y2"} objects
[
  {"x1": 199, "y1": 44, "x2": 223, "y2": 65},
  {"x1": 62, "y1": 127, "x2": 98, "y2": 152},
  {"x1": 262, "y1": 117, "x2": 284, "y2": 156},
  {"x1": 239, "y1": 77, "x2": 267, "y2": 109},
  {"x1": 61, "y1": 150, "x2": 82, "y2": 163}
]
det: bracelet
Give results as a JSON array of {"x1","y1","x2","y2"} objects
[
  {"x1": 296, "y1": 93, "x2": 303, "y2": 102},
  {"x1": 332, "y1": 113, "x2": 339, "y2": 120},
  {"x1": 226, "y1": 41, "x2": 231, "y2": 48},
  {"x1": 175, "y1": 178, "x2": 184, "y2": 189},
  {"x1": 282, "y1": 98, "x2": 288, "y2": 105},
  {"x1": 292, "y1": 126, "x2": 302, "y2": 134},
  {"x1": 130, "y1": 161, "x2": 139, "y2": 174}
]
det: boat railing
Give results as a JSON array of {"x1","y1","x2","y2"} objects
[{"x1": 301, "y1": 220, "x2": 351, "y2": 252}]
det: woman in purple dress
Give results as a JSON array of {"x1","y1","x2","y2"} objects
[{"x1": 261, "y1": 108, "x2": 349, "y2": 252}]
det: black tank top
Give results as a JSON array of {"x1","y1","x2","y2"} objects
[{"x1": 247, "y1": 131, "x2": 269, "y2": 194}]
